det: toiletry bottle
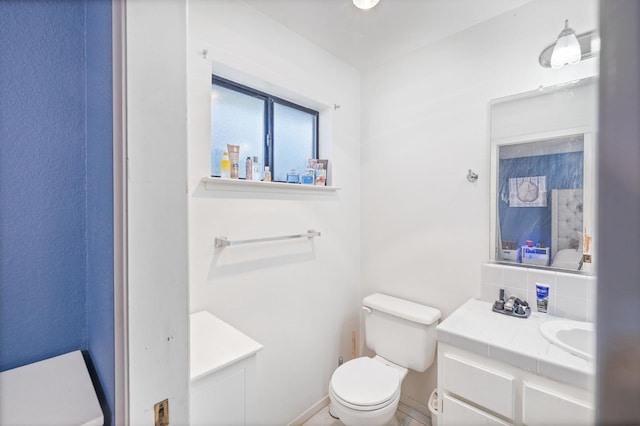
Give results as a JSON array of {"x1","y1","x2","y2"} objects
[
  {"x1": 227, "y1": 144, "x2": 240, "y2": 179},
  {"x1": 286, "y1": 169, "x2": 299, "y2": 183},
  {"x1": 315, "y1": 162, "x2": 325, "y2": 185},
  {"x1": 220, "y1": 151, "x2": 231, "y2": 178},
  {"x1": 302, "y1": 161, "x2": 314, "y2": 185},
  {"x1": 264, "y1": 166, "x2": 272, "y2": 182},
  {"x1": 245, "y1": 156, "x2": 252, "y2": 180},
  {"x1": 536, "y1": 283, "x2": 549, "y2": 313},
  {"x1": 252, "y1": 156, "x2": 261, "y2": 181}
]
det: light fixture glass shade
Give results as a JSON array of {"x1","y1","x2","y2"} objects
[
  {"x1": 353, "y1": 0, "x2": 380, "y2": 10},
  {"x1": 550, "y1": 20, "x2": 582, "y2": 69}
]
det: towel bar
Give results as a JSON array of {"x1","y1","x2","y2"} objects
[{"x1": 215, "y1": 229, "x2": 320, "y2": 248}]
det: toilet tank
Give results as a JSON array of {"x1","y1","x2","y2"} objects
[
  {"x1": 0, "y1": 351, "x2": 103, "y2": 426},
  {"x1": 363, "y1": 293, "x2": 442, "y2": 372}
]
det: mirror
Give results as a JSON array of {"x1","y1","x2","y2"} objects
[{"x1": 490, "y1": 77, "x2": 597, "y2": 273}]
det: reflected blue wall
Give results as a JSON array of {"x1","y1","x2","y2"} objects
[{"x1": 498, "y1": 152, "x2": 583, "y2": 255}]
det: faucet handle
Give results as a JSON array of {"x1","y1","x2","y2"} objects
[{"x1": 504, "y1": 296, "x2": 517, "y2": 312}]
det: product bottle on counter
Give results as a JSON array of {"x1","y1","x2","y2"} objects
[
  {"x1": 252, "y1": 156, "x2": 261, "y2": 181},
  {"x1": 245, "y1": 156, "x2": 252, "y2": 180},
  {"x1": 264, "y1": 166, "x2": 272, "y2": 182},
  {"x1": 220, "y1": 151, "x2": 231, "y2": 178}
]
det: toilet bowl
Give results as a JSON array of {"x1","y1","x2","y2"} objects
[
  {"x1": 328, "y1": 293, "x2": 441, "y2": 426},
  {"x1": 329, "y1": 356, "x2": 407, "y2": 426}
]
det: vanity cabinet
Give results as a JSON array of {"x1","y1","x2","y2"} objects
[
  {"x1": 438, "y1": 343, "x2": 593, "y2": 426},
  {"x1": 190, "y1": 311, "x2": 263, "y2": 426}
]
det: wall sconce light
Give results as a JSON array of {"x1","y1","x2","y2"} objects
[
  {"x1": 539, "y1": 20, "x2": 599, "y2": 69},
  {"x1": 353, "y1": 0, "x2": 380, "y2": 10}
]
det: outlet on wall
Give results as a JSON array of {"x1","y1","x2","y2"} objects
[{"x1": 154, "y1": 399, "x2": 169, "y2": 426}]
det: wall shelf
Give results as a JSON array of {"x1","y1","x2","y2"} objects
[{"x1": 201, "y1": 176, "x2": 340, "y2": 194}]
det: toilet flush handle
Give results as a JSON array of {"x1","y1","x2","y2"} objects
[{"x1": 362, "y1": 306, "x2": 372, "y2": 314}]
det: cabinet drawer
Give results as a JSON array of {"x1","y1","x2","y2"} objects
[
  {"x1": 443, "y1": 353, "x2": 515, "y2": 420},
  {"x1": 442, "y1": 394, "x2": 512, "y2": 426},
  {"x1": 522, "y1": 382, "x2": 593, "y2": 425}
]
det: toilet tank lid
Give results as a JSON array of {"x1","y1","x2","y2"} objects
[
  {"x1": 0, "y1": 350, "x2": 103, "y2": 426},
  {"x1": 363, "y1": 293, "x2": 442, "y2": 325}
]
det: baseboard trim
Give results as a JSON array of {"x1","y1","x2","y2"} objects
[
  {"x1": 288, "y1": 394, "x2": 433, "y2": 426},
  {"x1": 287, "y1": 395, "x2": 330, "y2": 426},
  {"x1": 398, "y1": 396, "x2": 431, "y2": 426}
]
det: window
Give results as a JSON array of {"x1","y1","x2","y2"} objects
[{"x1": 211, "y1": 76, "x2": 319, "y2": 182}]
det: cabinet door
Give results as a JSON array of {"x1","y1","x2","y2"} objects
[
  {"x1": 522, "y1": 382, "x2": 594, "y2": 425},
  {"x1": 191, "y1": 368, "x2": 246, "y2": 426},
  {"x1": 442, "y1": 394, "x2": 512, "y2": 426}
]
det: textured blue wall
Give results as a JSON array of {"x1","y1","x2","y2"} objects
[
  {"x1": 86, "y1": 0, "x2": 115, "y2": 424},
  {"x1": 0, "y1": 0, "x2": 114, "y2": 423},
  {"x1": 0, "y1": 0, "x2": 88, "y2": 369},
  {"x1": 498, "y1": 151, "x2": 584, "y2": 254}
]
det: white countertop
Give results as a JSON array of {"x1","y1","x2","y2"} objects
[
  {"x1": 190, "y1": 311, "x2": 264, "y2": 382},
  {"x1": 437, "y1": 298, "x2": 594, "y2": 390}
]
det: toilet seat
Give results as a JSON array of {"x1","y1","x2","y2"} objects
[
  {"x1": 330, "y1": 357, "x2": 400, "y2": 411},
  {"x1": 330, "y1": 383, "x2": 400, "y2": 412}
]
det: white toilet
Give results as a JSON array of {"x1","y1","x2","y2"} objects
[
  {"x1": 329, "y1": 293, "x2": 441, "y2": 426},
  {"x1": 0, "y1": 351, "x2": 103, "y2": 426}
]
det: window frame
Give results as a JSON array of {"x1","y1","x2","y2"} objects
[{"x1": 212, "y1": 75, "x2": 319, "y2": 181}]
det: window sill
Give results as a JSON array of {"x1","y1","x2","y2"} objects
[{"x1": 201, "y1": 176, "x2": 340, "y2": 193}]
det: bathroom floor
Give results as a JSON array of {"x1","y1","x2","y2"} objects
[{"x1": 302, "y1": 405, "x2": 427, "y2": 426}]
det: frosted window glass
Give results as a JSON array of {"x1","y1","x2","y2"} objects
[
  {"x1": 273, "y1": 102, "x2": 316, "y2": 182},
  {"x1": 211, "y1": 84, "x2": 265, "y2": 178}
]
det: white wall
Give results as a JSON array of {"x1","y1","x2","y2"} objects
[
  {"x1": 125, "y1": 0, "x2": 190, "y2": 424},
  {"x1": 187, "y1": 1, "x2": 361, "y2": 424},
  {"x1": 125, "y1": 0, "x2": 602, "y2": 423},
  {"x1": 360, "y1": 0, "x2": 598, "y2": 415}
]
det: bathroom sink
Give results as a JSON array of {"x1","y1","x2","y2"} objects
[{"x1": 539, "y1": 319, "x2": 595, "y2": 361}]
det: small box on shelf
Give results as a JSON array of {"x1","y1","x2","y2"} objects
[
  {"x1": 501, "y1": 249, "x2": 518, "y2": 262},
  {"x1": 521, "y1": 246, "x2": 549, "y2": 266}
]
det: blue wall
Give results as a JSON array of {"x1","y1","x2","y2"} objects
[
  {"x1": 498, "y1": 151, "x2": 583, "y2": 255},
  {"x1": 86, "y1": 0, "x2": 115, "y2": 424},
  {"x1": 0, "y1": 0, "x2": 114, "y2": 423}
]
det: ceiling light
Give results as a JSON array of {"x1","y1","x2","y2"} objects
[
  {"x1": 550, "y1": 20, "x2": 581, "y2": 69},
  {"x1": 539, "y1": 21, "x2": 598, "y2": 69},
  {"x1": 353, "y1": 0, "x2": 380, "y2": 10}
]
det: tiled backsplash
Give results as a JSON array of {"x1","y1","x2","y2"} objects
[{"x1": 481, "y1": 263, "x2": 596, "y2": 322}]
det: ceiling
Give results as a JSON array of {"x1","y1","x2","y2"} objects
[{"x1": 243, "y1": 0, "x2": 534, "y2": 71}]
